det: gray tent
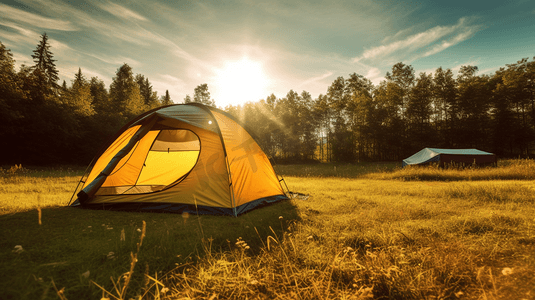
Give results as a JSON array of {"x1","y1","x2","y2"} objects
[{"x1": 402, "y1": 148, "x2": 496, "y2": 168}]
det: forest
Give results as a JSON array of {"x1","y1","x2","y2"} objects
[{"x1": 1, "y1": 34, "x2": 534, "y2": 165}]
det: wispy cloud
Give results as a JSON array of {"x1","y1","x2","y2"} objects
[
  {"x1": 97, "y1": 2, "x2": 147, "y2": 21},
  {"x1": 354, "y1": 17, "x2": 481, "y2": 64},
  {"x1": 365, "y1": 67, "x2": 385, "y2": 85},
  {"x1": 14, "y1": 0, "x2": 151, "y2": 46},
  {"x1": 0, "y1": 3, "x2": 77, "y2": 31},
  {"x1": 298, "y1": 71, "x2": 333, "y2": 88},
  {"x1": 80, "y1": 52, "x2": 140, "y2": 67},
  {"x1": 422, "y1": 29, "x2": 476, "y2": 57},
  {"x1": 0, "y1": 20, "x2": 41, "y2": 45},
  {"x1": 381, "y1": 26, "x2": 415, "y2": 44},
  {"x1": 12, "y1": 51, "x2": 32, "y2": 66},
  {"x1": 58, "y1": 65, "x2": 108, "y2": 82},
  {"x1": 152, "y1": 75, "x2": 188, "y2": 103}
]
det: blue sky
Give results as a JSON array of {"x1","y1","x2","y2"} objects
[{"x1": 1, "y1": 0, "x2": 534, "y2": 107}]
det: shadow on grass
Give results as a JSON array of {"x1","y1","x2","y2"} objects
[{"x1": 0, "y1": 199, "x2": 299, "y2": 300}]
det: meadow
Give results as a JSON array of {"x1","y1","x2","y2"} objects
[{"x1": 1, "y1": 160, "x2": 534, "y2": 299}]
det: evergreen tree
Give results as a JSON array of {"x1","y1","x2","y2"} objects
[
  {"x1": 184, "y1": 94, "x2": 192, "y2": 103},
  {"x1": 0, "y1": 41, "x2": 25, "y2": 146},
  {"x1": 135, "y1": 74, "x2": 159, "y2": 108},
  {"x1": 456, "y1": 65, "x2": 492, "y2": 149},
  {"x1": 407, "y1": 72, "x2": 434, "y2": 150},
  {"x1": 312, "y1": 94, "x2": 332, "y2": 161},
  {"x1": 89, "y1": 77, "x2": 109, "y2": 115},
  {"x1": 0, "y1": 41, "x2": 22, "y2": 105},
  {"x1": 67, "y1": 68, "x2": 94, "y2": 116},
  {"x1": 31, "y1": 33, "x2": 59, "y2": 98},
  {"x1": 161, "y1": 90, "x2": 172, "y2": 105},
  {"x1": 433, "y1": 67, "x2": 457, "y2": 147},
  {"x1": 193, "y1": 83, "x2": 215, "y2": 106},
  {"x1": 109, "y1": 64, "x2": 144, "y2": 119},
  {"x1": 345, "y1": 73, "x2": 374, "y2": 161}
]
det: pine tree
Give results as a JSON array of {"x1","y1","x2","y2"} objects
[
  {"x1": 184, "y1": 94, "x2": 192, "y2": 103},
  {"x1": 161, "y1": 90, "x2": 172, "y2": 105},
  {"x1": 109, "y1": 64, "x2": 144, "y2": 119},
  {"x1": 0, "y1": 41, "x2": 24, "y2": 128},
  {"x1": 193, "y1": 83, "x2": 215, "y2": 106},
  {"x1": 68, "y1": 68, "x2": 94, "y2": 117},
  {"x1": 89, "y1": 77, "x2": 109, "y2": 115},
  {"x1": 31, "y1": 33, "x2": 59, "y2": 92},
  {"x1": 135, "y1": 74, "x2": 158, "y2": 108}
]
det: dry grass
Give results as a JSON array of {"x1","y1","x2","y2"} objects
[
  {"x1": 1, "y1": 161, "x2": 534, "y2": 299},
  {"x1": 157, "y1": 170, "x2": 535, "y2": 299},
  {"x1": 365, "y1": 159, "x2": 535, "y2": 181}
]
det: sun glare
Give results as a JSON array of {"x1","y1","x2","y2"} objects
[{"x1": 214, "y1": 58, "x2": 270, "y2": 107}]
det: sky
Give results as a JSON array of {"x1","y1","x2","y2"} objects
[{"x1": 1, "y1": 0, "x2": 534, "y2": 108}]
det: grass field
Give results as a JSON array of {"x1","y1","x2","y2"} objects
[{"x1": 1, "y1": 161, "x2": 534, "y2": 299}]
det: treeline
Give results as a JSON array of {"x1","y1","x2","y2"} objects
[
  {"x1": 226, "y1": 60, "x2": 535, "y2": 162},
  {"x1": 1, "y1": 34, "x2": 534, "y2": 165},
  {"x1": 0, "y1": 34, "x2": 211, "y2": 164}
]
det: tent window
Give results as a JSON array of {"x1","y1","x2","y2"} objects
[
  {"x1": 135, "y1": 129, "x2": 200, "y2": 189},
  {"x1": 97, "y1": 129, "x2": 200, "y2": 195},
  {"x1": 150, "y1": 129, "x2": 200, "y2": 152}
]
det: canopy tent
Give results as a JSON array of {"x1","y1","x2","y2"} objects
[
  {"x1": 402, "y1": 148, "x2": 497, "y2": 168},
  {"x1": 70, "y1": 103, "x2": 288, "y2": 216}
]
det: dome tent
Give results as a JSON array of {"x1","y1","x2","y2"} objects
[
  {"x1": 70, "y1": 103, "x2": 288, "y2": 216},
  {"x1": 402, "y1": 148, "x2": 497, "y2": 168}
]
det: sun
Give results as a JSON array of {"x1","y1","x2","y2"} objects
[{"x1": 214, "y1": 58, "x2": 270, "y2": 107}]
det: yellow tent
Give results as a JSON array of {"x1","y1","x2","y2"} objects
[{"x1": 70, "y1": 104, "x2": 288, "y2": 216}]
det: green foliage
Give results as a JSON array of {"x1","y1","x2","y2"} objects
[
  {"x1": 184, "y1": 94, "x2": 192, "y2": 103},
  {"x1": 161, "y1": 90, "x2": 172, "y2": 106},
  {"x1": 136, "y1": 74, "x2": 159, "y2": 108},
  {"x1": 109, "y1": 64, "x2": 145, "y2": 120},
  {"x1": 30, "y1": 33, "x2": 59, "y2": 98},
  {"x1": 64, "y1": 68, "x2": 95, "y2": 117},
  {"x1": 1, "y1": 33, "x2": 535, "y2": 165},
  {"x1": 193, "y1": 83, "x2": 215, "y2": 106}
]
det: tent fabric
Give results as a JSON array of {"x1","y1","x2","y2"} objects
[
  {"x1": 402, "y1": 148, "x2": 496, "y2": 167},
  {"x1": 72, "y1": 103, "x2": 288, "y2": 216}
]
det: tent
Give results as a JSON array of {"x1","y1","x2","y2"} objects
[
  {"x1": 402, "y1": 148, "x2": 497, "y2": 168},
  {"x1": 70, "y1": 103, "x2": 288, "y2": 216}
]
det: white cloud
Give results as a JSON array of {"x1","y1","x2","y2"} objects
[
  {"x1": 98, "y1": 2, "x2": 147, "y2": 21},
  {"x1": 0, "y1": 4, "x2": 77, "y2": 31},
  {"x1": 365, "y1": 67, "x2": 384, "y2": 85},
  {"x1": 422, "y1": 29, "x2": 476, "y2": 58},
  {"x1": 79, "y1": 52, "x2": 140, "y2": 68},
  {"x1": 152, "y1": 74, "x2": 188, "y2": 103},
  {"x1": 12, "y1": 51, "x2": 32, "y2": 68},
  {"x1": 381, "y1": 26, "x2": 415, "y2": 44},
  {"x1": 298, "y1": 71, "x2": 333, "y2": 88},
  {"x1": 365, "y1": 67, "x2": 381, "y2": 79},
  {"x1": 354, "y1": 17, "x2": 481, "y2": 64},
  {"x1": 0, "y1": 20, "x2": 42, "y2": 45},
  {"x1": 49, "y1": 38, "x2": 72, "y2": 52},
  {"x1": 14, "y1": 0, "x2": 151, "y2": 46},
  {"x1": 80, "y1": 68, "x2": 109, "y2": 81}
]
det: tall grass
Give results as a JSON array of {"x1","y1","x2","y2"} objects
[
  {"x1": 158, "y1": 176, "x2": 535, "y2": 299},
  {"x1": 1, "y1": 161, "x2": 534, "y2": 299},
  {"x1": 275, "y1": 161, "x2": 398, "y2": 178},
  {"x1": 365, "y1": 159, "x2": 535, "y2": 181}
]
